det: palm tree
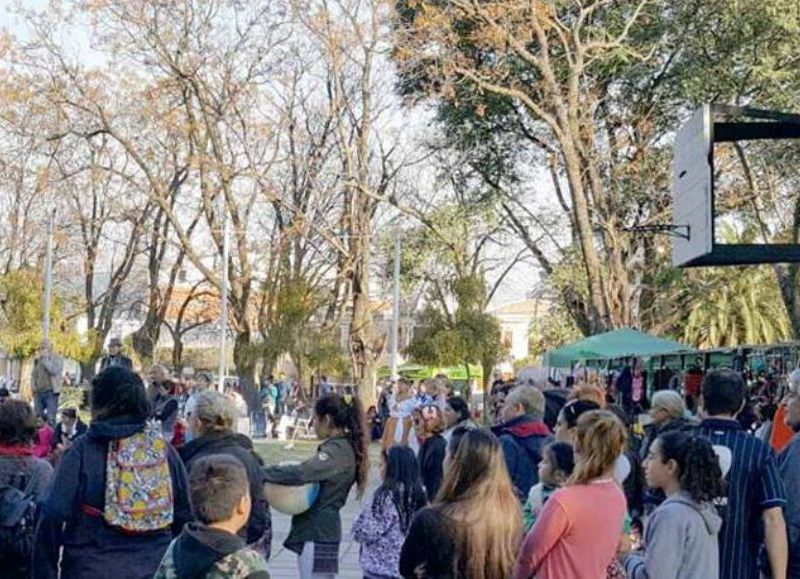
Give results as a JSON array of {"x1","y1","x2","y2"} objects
[{"x1": 681, "y1": 265, "x2": 792, "y2": 349}]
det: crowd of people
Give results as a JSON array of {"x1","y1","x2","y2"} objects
[{"x1": 3, "y1": 340, "x2": 800, "y2": 579}]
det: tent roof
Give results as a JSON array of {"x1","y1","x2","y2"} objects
[{"x1": 545, "y1": 328, "x2": 694, "y2": 368}]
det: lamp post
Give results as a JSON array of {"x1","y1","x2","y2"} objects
[
  {"x1": 43, "y1": 208, "x2": 55, "y2": 342},
  {"x1": 218, "y1": 195, "x2": 229, "y2": 389},
  {"x1": 389, "y1": 234, "x2": 401, "y2": 380}
]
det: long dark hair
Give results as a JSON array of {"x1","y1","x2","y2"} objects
[
  {"x1": 315, "y1": 393, "x2": 369, "y2": 498},
  {"x1": 374, "y1": 446, "x2": 427, "y2": 532},
  {"x1": 657, "y1": 431, "x2": 723, "y2": 503}
]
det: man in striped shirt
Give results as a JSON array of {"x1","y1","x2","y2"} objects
[{"x1": 698, "y1": 369, "x2": 788, "y2": 579}]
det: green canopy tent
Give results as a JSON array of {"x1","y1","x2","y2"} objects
[{"x1": 544, "y1": 328, "x2": 694, "y2": 368}]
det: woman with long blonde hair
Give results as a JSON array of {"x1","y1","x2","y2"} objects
[
  {"x1": 399, "y1": 428, "x2": 522, "y2": 578},
  {"x1": 513, "y1": 410, "x2": 628, "y2": 579}
]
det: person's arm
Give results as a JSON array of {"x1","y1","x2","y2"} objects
[
  {"x1": 40, "y1": 354, "x2": 63, "y2": 376},
  {"x1": 512, "y1": 495, "x2": 570, "y2": 579},
  {"x1": 32, "y1": 441, "x2": 83, "y2": 579},
  {"x1": 243, "y1": 453, "x2": 269, "y2": 544},
  {"x1": 622, "y1": 508, "x2": 683, "y2": 579},
  {"x1": 764, "y1": 507, "x2": 788, "y2": 579},
  {"x1": 426, "y1": 437, "x2": 446, "y2": 500},
  {"x1": 167, "y1": 446, "x2": 193, "y2": 536},
  {"x1": 499, "y1": 435, "x2": 523, "y2": 499},
  {"x1": 262, "y1": 442, "x2": 343, "y2": 485},
  {"x1": 761, "y1": 451, "x2": 789, "y2": 579},
  {"x1": 399, "y1": 509, "x2": 432, "y2": 578}
]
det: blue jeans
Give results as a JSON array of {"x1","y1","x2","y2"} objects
[
  {"x1": 250, "y1": 410, "x2": 267, "y2": 437},
  {"x1": 34, "y1": 390, "x2": 59, "y2": 425}
]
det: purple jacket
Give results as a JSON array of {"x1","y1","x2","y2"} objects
[{"x1": 353, "y1": 492, "x2": 404, "y2": 578}]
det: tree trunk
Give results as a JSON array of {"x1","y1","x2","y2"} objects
[
  {"x1": 172, "y1": 338, "x2": 184, "y2": 374},
  {"x1": 131, "y1": 309, "x2": 161, "y2": 367},
  {"x1": 349, "y1": 243, "x2": 380, "y2": 409},
  {"x1": 233, "y1": 329, "x2": 260, "y2": 414},
  {"x1": 79, "y1": 359, "x2": 98, "y2": 384},
  {"x1": 561, "y1": 143, "x2": 610, "y2": 333}
]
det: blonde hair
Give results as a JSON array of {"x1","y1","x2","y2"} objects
[
  {"x1": 436, "y1": 429, "x2": 522, "y2": 579},
  {"x1": 571, "y1": 410, "x2": 627, "y2": 485},
  {"x1": 571, "y1": 383, "x2": 607, "y2": 408}
]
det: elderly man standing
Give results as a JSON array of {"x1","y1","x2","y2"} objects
[
  {"x1": 492, "y1": 385, "x2": 553, "y2": 501},
  {"x1": 98, "y1": 337, "x2": 133, "y2": 371},
  {"x1": 32, "y1": 339, "x2": 63, "y2": 425}
]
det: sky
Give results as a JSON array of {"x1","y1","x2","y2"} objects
[{"x1": 0, "y1": 0, "x2": 544, "y2": 308}]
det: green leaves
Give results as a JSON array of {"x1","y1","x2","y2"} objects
[{"x1": 0, "y1": 269, "x2": 92, "y2": 361}]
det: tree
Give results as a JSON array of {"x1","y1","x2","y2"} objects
[
  {"x1": 54, "y1": 135, "x2": 151, "y2": 380},
  {"x1": 392, "y1": 0, "x2": 800, "y2": 340},
  {"x1": 398, "y1": 199, "x2": 518, "y2": 392},
  {"x1": 679, "y1": 266, "x2": 792, "y2": 349},
  {"x1": 0, "y1": 269, "x2": 92, "y2": 398},
  {"x1": 407, "y1": 274, "x2": 505, "y2": 395}
]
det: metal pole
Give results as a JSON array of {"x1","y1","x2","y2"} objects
[
  {"x1": 389, "y1": 234, "x2": 401, "y2": 380},
  {"x1": 218, "y1": 196, "x2": 229, "y2": 390},
  {"x1": 43, "y1": 208, "x2": 55, "y2": 342}
]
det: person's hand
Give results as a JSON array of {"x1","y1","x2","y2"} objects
[{"x1": 617, "y1": 533, "x2": 634, "y2": 555}]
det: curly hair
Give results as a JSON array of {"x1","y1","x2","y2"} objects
[{"x1": 657, "y1": 431, "x2": 723, "y2": 504}]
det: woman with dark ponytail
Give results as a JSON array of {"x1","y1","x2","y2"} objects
[
  {"x1": 264, "y1": 393, "x2": 368, "y2": 578},
  {"x1": 620, "y1": 431, "x2": 723, "y2": 578}
]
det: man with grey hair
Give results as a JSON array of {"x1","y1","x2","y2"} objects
[
  {"x1": 640, "y1": 389, "x2": 694, "y2": 462},
  {"x1": 491, "y1": 385, "x2": 553, "y2": 501}
]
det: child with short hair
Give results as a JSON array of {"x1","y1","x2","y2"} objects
[
  {"x1": 155, "y1": 454, "x2": 270, "y2": 579},
  {"x1": 522, "y1": 441, "x2": 575, "y2": 532}
]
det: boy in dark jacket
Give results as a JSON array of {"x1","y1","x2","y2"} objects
[
  {"x1": 155, "y1": 454, "x2": 270, "y2": 579},
  {"x1": 492, "y1": 385, "x2": 553, "y2": 501}
]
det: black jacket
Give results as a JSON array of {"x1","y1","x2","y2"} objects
[
  {"x1": 418, "y1": 434, "x2": 446, "y2": 502},
  {"x1": 400, "y1": 506, "x2": 456, "y2": 578},
  {"x1": 32, "y1": 416, "x2": 193, "y2": 579},
  {"x1": 99, "y1": 355, "x2": 134, "y2": 371},
  {"x1": 179, "y1": 432, "x2": 271, "y2": 549}
]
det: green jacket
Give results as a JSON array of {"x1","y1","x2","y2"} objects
[
  {"x1": 263, "y1": 436, "x2": 356, "y2": 553},
  {"x1": 154, "y1": 523, "x2": 269, "y2": 579}
]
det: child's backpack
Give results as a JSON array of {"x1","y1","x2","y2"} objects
[
  {"x1": 0, "y1": 470, "x2": 37, "y2": 562},
  {"x1": 104, "y1": 421, "x2": 174, "y2": 533}
]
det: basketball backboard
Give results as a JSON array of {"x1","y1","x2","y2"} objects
[{"x1": 672, "y1": 105, "x2": 800, "y2": 267}]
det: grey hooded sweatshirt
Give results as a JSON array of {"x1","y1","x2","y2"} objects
[{"x1": 623, "y1": 493, "x2": 722, "y2": 579}]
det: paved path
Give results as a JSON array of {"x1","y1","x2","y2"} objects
[{"x1": 267, "y1": 464, "x2": 381, "y2": 578}]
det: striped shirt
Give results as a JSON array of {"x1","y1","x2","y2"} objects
[{"x1": 698, "y1": 418, "x2": 786, "y2": 579}]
